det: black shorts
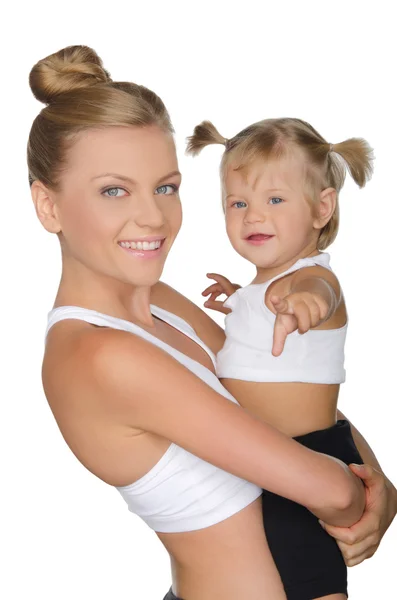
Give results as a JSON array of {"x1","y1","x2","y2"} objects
[
  {"x1": 162, "y1": 590, "x2": 180, "y2": 600},
  {"x1": 163, "y1": 419, "x2": 363, "y2": 600},
  {"x1": 262, "y1": 419, "x2": 363, "y2": 599}
]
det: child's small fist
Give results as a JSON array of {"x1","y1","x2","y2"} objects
[{"x1": 202, "y1": 273, "x2": 241, "y2": 315}]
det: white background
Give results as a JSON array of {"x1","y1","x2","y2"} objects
[{"x1": 1, "y1": 1, "x2": 396, "y2": 598}]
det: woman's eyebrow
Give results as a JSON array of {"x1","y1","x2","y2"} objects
[
  {"x1": 90, "y1": 170, "x2": 181, "y2": 184},
  {"x1": 157, "y1": 170, "x2": 182, "y2": 183},
  {"x1": 91, "y1": 173, "x2": 136, "y2": 184}
]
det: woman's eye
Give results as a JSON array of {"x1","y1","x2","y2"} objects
[
  {"x1": 155, "y1": 184, "x2": 178, "y2": 195},
  {"x1": 103, "y1": 187, "x2": 128, "y2": 198},
  {"x1": 232, "y1": 201, "x2": 247, "y2": 209},
  {"x1": 269, "y1": 197, "x2": 283, "y2": 205}
]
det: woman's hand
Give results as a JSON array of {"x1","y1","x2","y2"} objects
[
  {"x1": 319, "y1": 463, "x2": 397, "y2": 566},
  {"x1": 202, "y1": 273, "x2": 241, "y2": 314}
]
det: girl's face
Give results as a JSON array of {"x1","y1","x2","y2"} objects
[
  {"x1": 34, "y1": 125, "x2": 182, "y2": 290},
  {"x1": 224, "y1": 153, "x2": 321, "y2": 271}
]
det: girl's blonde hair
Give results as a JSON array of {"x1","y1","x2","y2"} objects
[
  {"x1": 186, "y1": 118, "x2": 373, "y2": 249},
  {"x1": 28, "y1": 45, "x2": 173, "y2": 189}
]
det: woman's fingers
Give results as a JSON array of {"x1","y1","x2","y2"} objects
[
  {"x1": 319, "y1": 516, "x2": 371, "y2": 546},
  {"x1": 343, "y1": 549, "x2": 377, "y2": 567},
  {"x1": 319, "y1": 508, "x2": 379, "y2": 565},
  {"x1": 337, "y1": 536, "x2": 378, "y2": 565}
]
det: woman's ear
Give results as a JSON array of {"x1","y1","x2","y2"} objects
[
  {"x1": 31, "y1": 181, "x2": 62, "y2": 233},
  {"x1": 313, "y1": 187, "x2": 337, "y2": 230}
]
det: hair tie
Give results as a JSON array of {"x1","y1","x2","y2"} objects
[
  {"x1": 224, "y1": 138, "x2": 230, "y2": 150},
  {"x1": 329, "y1": 143, "x2": 334, "y2": 153}
]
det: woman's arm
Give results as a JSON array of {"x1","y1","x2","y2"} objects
[
  {"x1": 151, "y1": 281, "x2": 396, "y2": 563},
  {"x1": 342, "y1": 411, "x2": 397, "y2": 533},
  {"x1": 84, "y1": 326, "x2": 364, "y2": 528},
  {"x1": 151, "y1": 283, "x2": 393, "y2": 487},
  {"x1": 319, "y1": 409, "x2": 397, "y2": 566}
]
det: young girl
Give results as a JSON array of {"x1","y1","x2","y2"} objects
[{"x1": 187, "y1": 118, "x2": 373, "y2": 599}]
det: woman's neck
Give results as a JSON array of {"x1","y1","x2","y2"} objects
[{"x1": 54, "y1": 260, "x2": 155, "y2": 327}]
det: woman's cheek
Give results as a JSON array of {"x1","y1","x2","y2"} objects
[
  {"x1": 171, "y1": 200, "x2": 183, "y2": 234},
  {"x1": 61, "y1": 200, "x2": 110, "y2": 251}
]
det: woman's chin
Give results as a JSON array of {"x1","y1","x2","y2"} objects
[{"x1": 125, "y1": 266, "x2": 166, "y2": 289}]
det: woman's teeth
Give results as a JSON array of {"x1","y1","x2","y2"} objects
[{"x1": 119, "y1": 240, "x2": 162, "y2": 250}]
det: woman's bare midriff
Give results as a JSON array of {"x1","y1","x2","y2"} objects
[
  {"x1": 44, "y1": 317, "x2": 287, "y2": 599},
  {"x1": 158, "y1": 498, "x2": 285, "y2": 600}
]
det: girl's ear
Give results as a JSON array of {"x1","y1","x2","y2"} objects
[{"x1": 313, "y1": 187, "x2": 337, "y2": 230}]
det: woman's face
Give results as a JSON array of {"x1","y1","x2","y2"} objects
[{"x1": 37, "y1": 125, "x2": 182, "y2": 289}]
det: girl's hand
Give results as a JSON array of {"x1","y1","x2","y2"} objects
[
  {"x1": 320, "y1": 464, "x2": 397, "y2": 566},
  {"x1": 271, "y1": 291, "x2": 330, "y2": 356},
  {"x1": 202, "y1": 273, "x2": 241, "y2": 314}
]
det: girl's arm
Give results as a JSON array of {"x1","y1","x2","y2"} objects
[
  {"x1": 85, "y1": 326, "x2": 364, "y2": 528},
  {"x1": 150, "y1": 282, "x2": 395, "y2": 564}
]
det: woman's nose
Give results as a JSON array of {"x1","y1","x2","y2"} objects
[{"x1": 134, "y1": 195, "x2": 165, "y2": 229}]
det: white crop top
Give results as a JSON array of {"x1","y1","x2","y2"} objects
[
  {"x1": 216, "y1": 253, "x2": 347, "y2": 384},
  {"x1": 46, "y1": 305, "x2": 261, "y2": 533}
]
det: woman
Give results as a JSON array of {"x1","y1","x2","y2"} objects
[{"x1": 30, "y1": 45, "x2": 396, "y2": 600}]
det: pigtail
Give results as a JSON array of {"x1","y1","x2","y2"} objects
[
  {"x1": 186, "y1": 120, "x2": 227, "y2": 156},
  {"x1": 331, "y1": 138, "x2": 374, "y2": 188}
]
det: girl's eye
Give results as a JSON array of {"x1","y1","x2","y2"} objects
[
  {"x1": 232, "y1": 201, "x2": 247, "y2": 209},
  {"x1": 269, "y1": 197, "x2": 283, "y2": 205},
  {"x1": 103, "y1": 187, "x2": 128, "y2": 198},
  {"x1": 155, "y1": 184, "x2": 178, "y2": 195}
]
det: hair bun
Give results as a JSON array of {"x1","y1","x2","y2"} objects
[{"x1": 29, "y1": 45, "x2": 111, "y2": 104}]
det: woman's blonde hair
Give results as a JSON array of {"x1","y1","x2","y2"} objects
[
  {"x1": 186, "y1": 118, "x2": 373, "y2": 249},
  {"x1": 28, "y1": 45, "x2": 173, "y2": 189}
]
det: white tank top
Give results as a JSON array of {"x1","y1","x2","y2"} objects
[
  {"x1": 46, "y1": 305, "x2": 261, "y2": 533},
  {"x1": 217, "y1": 253, "x2": 347, "y2": 384}
]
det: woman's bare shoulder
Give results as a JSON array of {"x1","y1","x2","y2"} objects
[
  {"x1": 43, "y1": 325, "x2": 177, "y2": 485},
  {"x1": 151, "y1": 281, "x2": 226, "y2": 353},
  {"x1": 43, "y1": 324, "x2": 142, "y2": 414},
  {"x1": 43, "y1": 324, "x2": 176, "y2": 447}
]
